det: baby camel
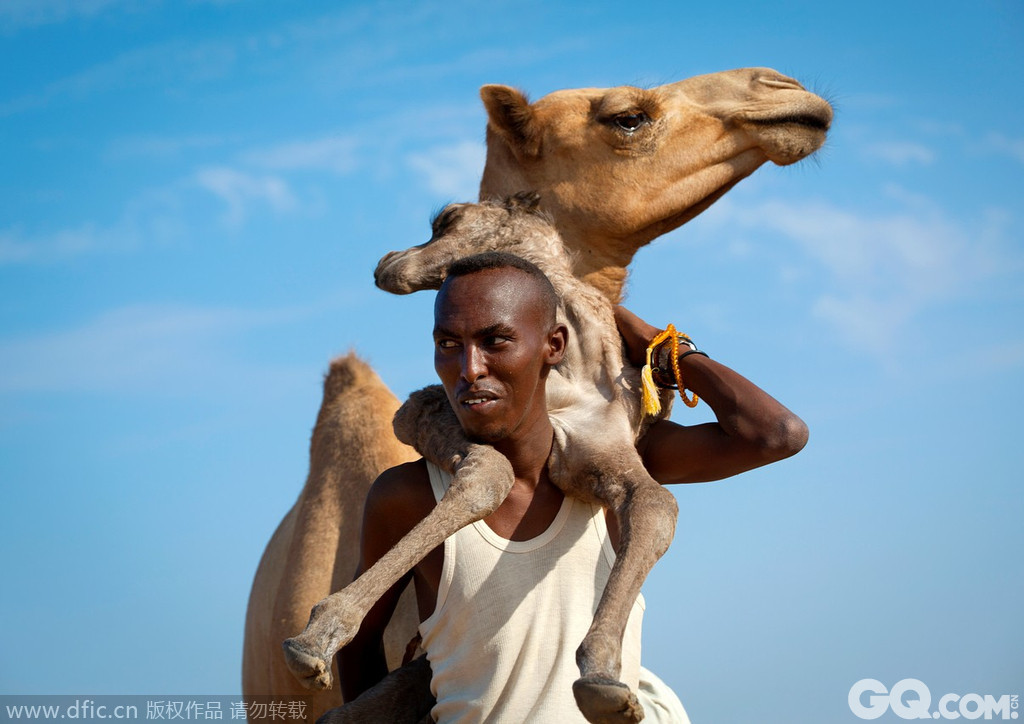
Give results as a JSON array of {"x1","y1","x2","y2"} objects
[{"x1": 284, "y1": 193, "x2": 680, "y2": 723}]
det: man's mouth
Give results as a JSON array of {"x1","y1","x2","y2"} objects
[{"x1": 458, "y1": 389, "x2": 500, "y2": 409}]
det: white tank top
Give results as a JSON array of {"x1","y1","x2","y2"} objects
[{"x1": 418, "y1": 461, "x2": 645, "y2": 723}]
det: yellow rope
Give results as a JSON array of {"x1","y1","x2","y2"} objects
[{"x1": 641, "y1": 324, "x2": 700, "y2": 416}]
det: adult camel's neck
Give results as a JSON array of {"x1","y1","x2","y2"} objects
[
  {"x1": 480, "y1": 143, "x2": 638, "y2": 305},
  {"x1": 558, "y1": 228, "x2": 637, "y2": 305}
]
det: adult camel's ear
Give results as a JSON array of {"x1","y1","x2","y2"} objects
[{"x1": 480, "y1": 85, "x2": 541, "y2": 159}]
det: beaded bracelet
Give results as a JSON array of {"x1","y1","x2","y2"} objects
[{"x1": 640, "y1": 324, "x2": 706, "y2": 415}]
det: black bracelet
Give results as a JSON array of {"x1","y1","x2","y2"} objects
[
  {"x1": 652, "y1": 348, "x2": 709, "y2": 389},
  {"x1": 678, "y1": 349, "x2": 710, "y2": 362}
]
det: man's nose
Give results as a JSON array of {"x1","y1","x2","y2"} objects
[{"x1": 461, "y1": 345, "x2": 487, "y2": 381}]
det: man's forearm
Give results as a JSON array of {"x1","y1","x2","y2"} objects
[
  {"x1": 619, "y1": 306, "x2": 808, "y2": 482},
  {"x1": 637, "y1": 347, "x2": 807, "y2": 484},
  {"x1": 671, "y1": 350, "x2": 807, "y2": 457},
  {"x1": 620, "y1": 304, "x2": 806, "y2": 455}
]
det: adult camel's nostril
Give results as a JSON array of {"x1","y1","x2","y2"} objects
[
  {"x1": 750, "y1": 67, "x2": 805, "y2": 91},
  {"x1": 760, "y1": 77, "x2": 805, "y2": 91}
]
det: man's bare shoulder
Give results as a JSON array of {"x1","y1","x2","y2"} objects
[
  {"x1": 363, "y1": 459, "x2": 436, "y2": 540},
  {"x1": 368, "y1": 459, "x2": 432, "y2": 503}
]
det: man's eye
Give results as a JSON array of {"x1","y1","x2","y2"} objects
[
  {"x1": 436, "y1": 339, "x2": 458, "y2": 349},
  {"x1": 484, "y1": 336, "x2": 509, "y2": 347}
]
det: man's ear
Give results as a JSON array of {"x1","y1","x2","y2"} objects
[
  {"x1": 545, "y1": 323, "x2": 569, "y2": 366},
  {"x1": 480, "y1": 84, "x2": 541, "y2": 159}
]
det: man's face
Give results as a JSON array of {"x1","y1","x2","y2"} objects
[{"x1": 433, "y1": 267, "x2": 564, "y2": 446}]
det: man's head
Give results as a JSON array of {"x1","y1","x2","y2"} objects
[
  {"x1": 445, "y1": 251, "x2": 560, "y2": 327},
  {"x1": 433, "y1": 252, "x2": 566, "y2": 446}
]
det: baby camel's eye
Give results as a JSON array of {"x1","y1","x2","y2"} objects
[
  {"x1": 431, "y1": 207, "x2": 460, "y2": 236},
  {"x1": 612, "y1": 112, "x2": 649, "y2": 133}
]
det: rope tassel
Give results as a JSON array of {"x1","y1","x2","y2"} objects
[{"x1": 641, "y1": 360, "x2": 661, "y2": 417}]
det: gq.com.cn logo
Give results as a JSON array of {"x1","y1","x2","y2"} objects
[{"x1": 849, "y1": 679, "x2": 1019, "y2": 720}]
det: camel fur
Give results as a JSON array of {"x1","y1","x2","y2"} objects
[{"x1": 242, "y1": 67, "x2": 832, "y2": 722}]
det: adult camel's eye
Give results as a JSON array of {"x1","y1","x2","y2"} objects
[{"x1": 613, "y1": 112, "x2": 649, "y2": 132}]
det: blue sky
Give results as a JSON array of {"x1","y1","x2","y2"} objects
[{"x1": 1, "y1": 1, "x2": 1022, "y2": 722}]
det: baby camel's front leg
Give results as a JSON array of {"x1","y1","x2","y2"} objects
[
  {"x1": 282, "y1": 389, "x2": 514, "y2": 690},
  {"x1": 556, "y1": 448, "x2": 679, "y2": 724}
]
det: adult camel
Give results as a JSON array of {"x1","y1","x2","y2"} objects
[{"x1": 242, "y1": 67, "x2": 832, "y2": 721}]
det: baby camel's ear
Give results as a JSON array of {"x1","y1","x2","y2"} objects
[
  {"x1": 481, "y1": 85, "x2": 541, "y2": 159},
  {"x1": 505, "y1": 191, "x2": 542, "y2": 213}
]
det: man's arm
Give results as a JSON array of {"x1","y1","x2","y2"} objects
[
  {"x1": 616, "y1": 306, "x2": 809, "y2": 485},
  {"x1": 338, "y1": 460, "x2": 435, "y2": 701}
]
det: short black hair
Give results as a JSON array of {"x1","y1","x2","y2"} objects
[{"x1": 445, "y1": 252, "x2": 559, "y2": 323}]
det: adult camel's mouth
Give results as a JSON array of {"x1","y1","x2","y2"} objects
[
  {"x1": 740, "y1": 104, "x2": 832, "y2": 166},
  {"x1": 747, "y1": 112, "x2": 831, "y2": 131}
]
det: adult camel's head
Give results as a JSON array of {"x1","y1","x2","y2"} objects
[{"x1": 479, "y1": 67, "x2": 833, "y2": 301}]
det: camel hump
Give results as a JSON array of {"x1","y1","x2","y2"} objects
[
  {"x1": 312, "y1": 352, "x2": 416, "y2": 484},
  {"x1": 322, "y1": 352, "x2": 388, "y2": 402}
]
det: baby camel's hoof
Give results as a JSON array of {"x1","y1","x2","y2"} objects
[
  {"x1": 572, "y1": 676, "x2": 644, "y2": 724},
  {"x1": 282, "y1": 637, "x2": 333, "y2": 690}
]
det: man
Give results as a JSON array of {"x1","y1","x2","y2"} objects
[{"x1": 337, "y1": 252, "x2": 808, "y2": 722}]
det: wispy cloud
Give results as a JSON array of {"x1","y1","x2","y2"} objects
[
  {"x1": 11, "y1": 116, "x2": 476, "y2": 263},
  {"x1": 702, "y1": 189, "x2": 1020, "y2": 351},
  {"x1": 0, "y1": 4, "x2": 456, "y2": 115},
  {"x1": 368, "y1": 40, "x2": 590, "y2": 88},
  {"x1": 406, "y1": 140, "x2": 485, "y2": 200},
  {"x1": 100, "y1": 133, "x2": 360, "y2": 238},
  {"x1": 0, "y1": 0, "x2": 129, "y2": 33},
  {"x1": 984, "y1": 132, "x2": 1024, "y2": 164},
  {"x1": 0, "y1": 303, "x2": 301, "y2": 395},
  {"x1": 0, "y1": 224, "x2": 107, "y2": 264},
  {"x1": 242, "y1": 135, "x2": 358, "y2": 175},
  {"x1": 0, "y1": 0, "x2": 242, "y2": 32},
  {"x1": 104, "y1": 134, "x2": 231, "y2": 160},
  {"x1": 0, "y1": 186, "x2": 185, "y2": 265},
  {"x1": 0, "y1": 37, "x2": 238, "y2": 117},
  {"x1": 864, "y1": 141, "x2": 935, "y2": 166},
  {"x1": 194, "y1": 167, "x2": 297, "y2": 227}
]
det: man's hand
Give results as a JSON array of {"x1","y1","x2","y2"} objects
[{"x1": 614, "y1": 306, "x2": 662, "y2": 367}]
